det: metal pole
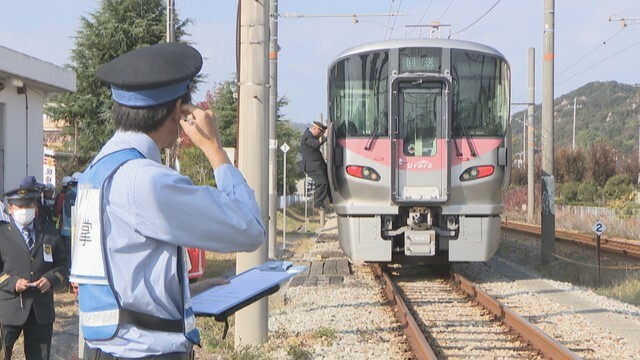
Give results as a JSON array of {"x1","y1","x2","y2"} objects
[
  {"x1": 522, "y1": 117, "x2": 526, "y2": 164},
  {"x1": 571, "y1": 96, "x2": 578, "y2": 150},
  {"x1": 268, "y1": 0, "x2": 278, "y2": 259},
  {"x1": 236, "y1": 0, "x2": 269, "y2": 346},
  {"x1": 527, "y1": 47, "x2": 536, "y2": 223},
  {"x1": 319, "y1": 113, "x2": 326, "y2": 228},
  {"x1": 282, "y1": 144, "x2": 287, "y2": 249},
  {"x1": 541, "y1": 0, "x2": 556, "y2": 264},
  {"x1": 304, "y1": 174, "x2": 308, "y2": 232},
  {"x1": 596, "y1": 234, "x2": 601, "y2": 285}
]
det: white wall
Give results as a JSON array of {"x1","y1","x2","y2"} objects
[{"x1": 0, "y1": 82, "x2": 45, "y2": 193}]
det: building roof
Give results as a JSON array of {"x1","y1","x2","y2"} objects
[{"x1": 0, "y1": 45, "x2": 76, "y2": 93}]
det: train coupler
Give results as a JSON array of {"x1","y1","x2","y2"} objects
[{"x1": 404, "y1": 229, "x2": 436, "y2": 256}]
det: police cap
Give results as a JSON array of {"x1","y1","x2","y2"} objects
[
  {"x1": 313, "y1": 121, "x2": 327, "y2": 131},
  {"x1": 4, "y1": 188, "x2": 40, "y2": 206},
  {"x1": 96, "y1": 42, "x2": 203, "y2": 108},
  {"x1": 19, "y1": 175, "x2": 44, "y2": 191}
]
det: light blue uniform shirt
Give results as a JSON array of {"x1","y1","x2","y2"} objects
[{"x1": 85, "y1": 131, "x2": 266, "y2": 357}]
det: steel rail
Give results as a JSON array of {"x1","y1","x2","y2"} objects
[
  {"x1": 372, "y1": 263, "x2": 438, "y2": 360},
  {"x1": 451, "y1": 273, "x2": 581, "y2": 360},
  {"x1": 502, "y1": 220, "x2": 640, "y2": 259}
]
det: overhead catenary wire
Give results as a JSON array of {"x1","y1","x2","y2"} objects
[
  {"x1": 555, "y1": 27, "x2": 626, "y2": 78},
  {"x1": 386, "y1": 0, "x2": 404, "y2": 40},
  {"x1": 437, "y1": 0, "x2": 455, "y2": 22},
  {"x1": 512, "y1": 26, "x2": 633, "y2": 103},
  {"x1": 449, "y1": 0, "x2": 503, "y2": 38},
  {"x1": 555, "y1": 37, "x2": 640, "y2": 88},
  {"x1": 405, "y1": 0, "x2": 434, "y2": 37},
  {"x1": 384, "y1": 0, "x2": 395, "y2": 40}
]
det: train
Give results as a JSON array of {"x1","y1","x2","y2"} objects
[{"x1": 326, "y1": 38, "x2": 511, "y2": 263}]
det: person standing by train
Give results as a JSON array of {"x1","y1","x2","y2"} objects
[
  {"x1": 71, "y1": 42, "x2": 266, "y2": 359},
  {"x1": 0, "y1": 183, "x2": 69, "y2": 359},
  {"x1": 299, "y1": 121, "x2": 333, "y2": 211}
]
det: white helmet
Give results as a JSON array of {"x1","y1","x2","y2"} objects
[
  {"x1": 70, "y1": 172, "x2": 82, "y2": 184},
  {"x1": 61, "y1": 176, "x2": 72, "y2": 186}
]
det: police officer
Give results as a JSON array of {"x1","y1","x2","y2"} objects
[
  {"x1": 0, "y1": 185, "x2": 69, "y2": 359},
  {"x1": 72, "y1": 42, "x2": 266, "y2": 359},
  {"x1": 299, "y1": 121, "x2": 333, "y2": 211}
]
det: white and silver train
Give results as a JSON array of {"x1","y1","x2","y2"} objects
[{"x1": 326, "y1": 39, "x2": 511, "y2": 263}]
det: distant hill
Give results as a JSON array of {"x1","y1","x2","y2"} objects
[{"x1": 511, "y1": 81, "x2": 640, "y2": 155}]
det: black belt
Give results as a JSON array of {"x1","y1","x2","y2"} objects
[{"x1": 83, "y1": 346, "x2": 195, "y2": 360}]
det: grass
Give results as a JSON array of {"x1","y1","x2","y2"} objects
[
  {"x1": 501, "y1": 208, "x2": 640, "y2": 306},
  {"x1": 187, "y1": 202, "x2": 323, "y2": 359}
]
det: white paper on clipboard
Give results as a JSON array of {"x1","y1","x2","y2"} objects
[{"x1": 191, "y1": 261, "x2": 307, "y2": 316}]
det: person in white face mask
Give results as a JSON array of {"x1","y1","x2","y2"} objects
[{"x1": 0, "y1": 185, "x2": 69, "y2": 359}]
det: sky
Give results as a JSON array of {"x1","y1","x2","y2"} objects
[{"x1": 2, "y1": 1, "x2": 640, "y2": 125}]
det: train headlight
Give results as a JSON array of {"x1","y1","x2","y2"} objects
[
  {"x1": 459, "y1": 165, "x2": 494, "y2": 181},
  {"x1": 346, "y1": 165, "x2": 381, "y2": 181}
]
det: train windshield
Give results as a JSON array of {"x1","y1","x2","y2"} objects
[
  {"x1": 329, "y1": 51, "x2": 389, "y2": 139},
  {"x1": 451, "y1": 50, "x2": 510, "y2": 137}
]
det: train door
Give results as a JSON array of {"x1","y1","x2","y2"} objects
[{"x1": 391, "y1": 79, "x2": 449, "y2": 203}]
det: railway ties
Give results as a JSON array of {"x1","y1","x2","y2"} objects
[{"x1": 374, "y1": 263, "x2": 580, "y2": 359}]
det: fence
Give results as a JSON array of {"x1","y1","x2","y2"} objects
[
  {"x1": 277, "y1": 194, "x2": 309, "y2": 209},
  {"x1": 556, "y1": 205, "x2": 618, "y2": 220}
]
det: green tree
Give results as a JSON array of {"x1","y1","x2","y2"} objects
[
  {"x1": 181, "y1": 79, "x2": 303, "y2": 192},
  {"x1": 555, "y1": 145, "x2": 586, "y2": 183},
  {"x1": 46, "y1": 0, "x2": 189, "y2": 166},
  {"x1": 577, "y1": 180, "x2": 600, "y2": 204},
  {"x1": 603, "y1": 174, "x2": 633, "y2": 201},
  {"x1": 589, "y1": 141, "x2": 617, "y2": 186}
]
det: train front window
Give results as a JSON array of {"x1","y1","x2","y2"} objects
[
  {"x1": 451, "y1": 50, "x2": 510, "y2": 137},
  {"x1": 400, "y1": 84, "x2": 441, "y2": 157},
  {"x1": 329, "y1": 51, "x2": 389, "y2": 138}
]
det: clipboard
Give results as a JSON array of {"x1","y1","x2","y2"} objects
[{"x1": 191, "y1": 260, "x2": 307, "y2": 321}]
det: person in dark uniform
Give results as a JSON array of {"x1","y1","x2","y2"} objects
[
  {"x1": 299, "y1": 121, "x2": 333, "y2": 211},
  {"x1": 0, "y1": 185, "x2": 69, "y2": 359},
  {"x1": 18, "y1": 176, "x2": 55, "y2": 227}
]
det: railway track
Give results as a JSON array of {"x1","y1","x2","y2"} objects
[
  {"x1": 373, "y1": 263, "x2": 580, "y2": 360},
  {"x1": 502, "y1": 220, "x2": 640, "y2": 259}
]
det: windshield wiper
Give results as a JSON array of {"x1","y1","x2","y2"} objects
[
  {"x1": 460, "y1": 121, "x2": 478, "y2": 157},
  {"x1": 454, "y1": 121, "x2": 477, "y2": 157},
  {"x1": 365, "y1": 112, "x2": 387, "y2": 150}
]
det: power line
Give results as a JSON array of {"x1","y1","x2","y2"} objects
[
  {"x1": 555, "y1": 37, "x2": 640, "y2": 88},
  {"x1": 437, "y1": 0, "x2": 455, "y2": 22},
  {"x1": 512, "y1": 25, "x2": 632, "y2": 103},
  {"x1": 405, "y1": 0, "x2": 434, "y2": 37},
  {"x1": 449, "y1": 0, "x2": 503, "y2": 37},
  {"x1": 384, "y1": 0, "x2": 395, "y2": 40},
  {"x1": 386, "y1": 0, "x2": 404, "y2": 40},
  {"x1": 555, "y1": 27, "x2": 626, "y2": 78}
]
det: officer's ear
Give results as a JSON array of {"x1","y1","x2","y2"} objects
[{"x1": 172, "y1": 98, "x2": 183, "y2": 124}]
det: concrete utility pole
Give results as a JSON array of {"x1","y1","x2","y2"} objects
[
  {"x1": 527, "y1": 47, "x2": 536, "y2": 223},
  {"x1": 236, "y1": 0, "x2": 269, "y2": 346},
  {"x1": 541, "y1": 0, "x2": 555, "y2": 264},
  {"x1": 165, "y1": 0, "x2": 178, "y2": 170},
  {"x1": 572, "y1": 96, "x2": 583, "y2": 150},
  {"x1": 268, "y1": 0, "x2": 278, "y2": 259}
]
